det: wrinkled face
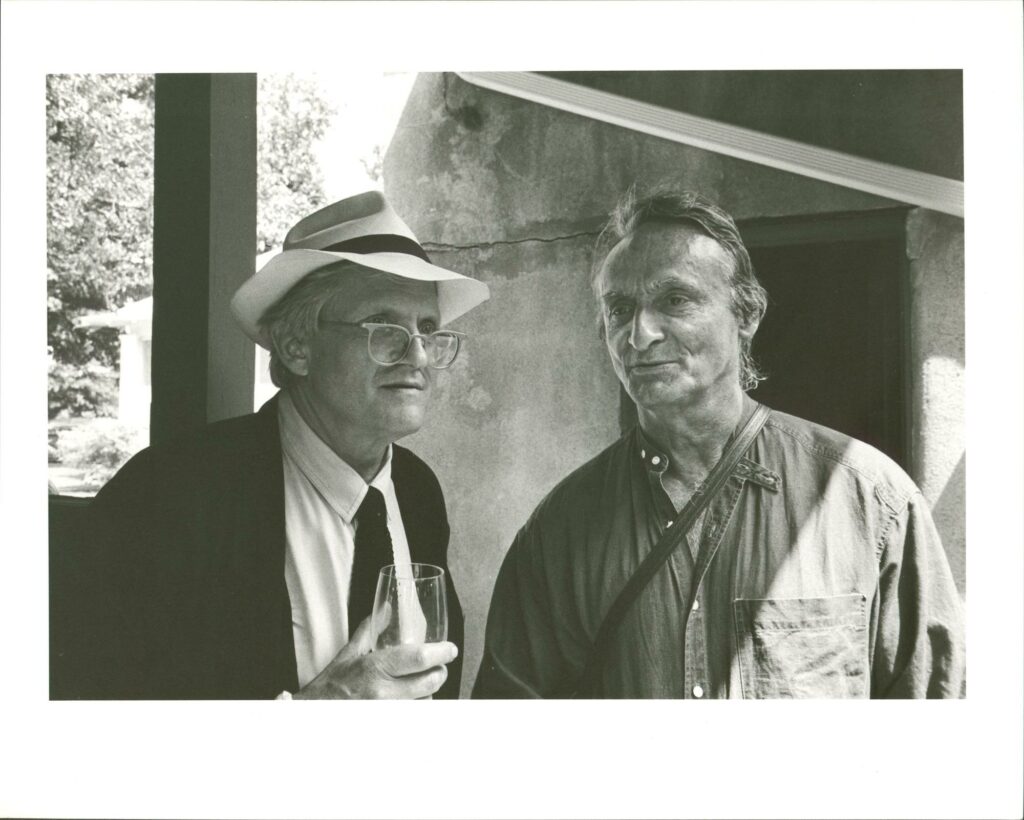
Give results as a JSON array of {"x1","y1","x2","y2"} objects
[
  {"x1": 301, "y1": 276, "x2": 440, "y2": 444},
  {"x1": 596, "y1": 223, "x2": 755, "y2": 413}
]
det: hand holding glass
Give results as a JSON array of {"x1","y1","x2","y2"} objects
[{"x1": 372, "y1": 563, "x2": 448, "y2": 650}]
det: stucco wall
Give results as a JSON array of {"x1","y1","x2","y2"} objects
[
  {"x1": 387, "y1": 73, "x2": 966, "y2": 695},
  {"x1": 907, "y1": 210, "x2": 966, "y2": 593}
]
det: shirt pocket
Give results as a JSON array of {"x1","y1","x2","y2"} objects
[{"x1": 733, "y1": 594, "x2": 869, "y2": 699}]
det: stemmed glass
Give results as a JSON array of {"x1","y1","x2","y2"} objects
[{"x1": 372, "y1": 563, "x2": 448, "y2": 649}]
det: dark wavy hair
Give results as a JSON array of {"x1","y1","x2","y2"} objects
[{"x1": 592, "y1": 185, "x2": 769, "y2": 391}]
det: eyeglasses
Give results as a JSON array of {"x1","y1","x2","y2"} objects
[{"x1": 319, "y1": 320, "x2": 466, "y2": 369}]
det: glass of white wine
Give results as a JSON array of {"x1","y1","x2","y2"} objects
[{"x1": 372, "y1": 563, "x2": 448, "y2": 649}]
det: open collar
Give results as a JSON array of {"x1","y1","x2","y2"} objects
[{"x1": 633, "y1": 395, "x2": 780, "y2": 492}]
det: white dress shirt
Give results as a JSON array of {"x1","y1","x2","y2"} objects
[{"x1": 277, "y1": 391, "x2": 415, "y2": 689}]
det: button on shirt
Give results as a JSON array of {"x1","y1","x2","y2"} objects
[
  {"x1": 473, "y1": 398, "x2": 965, "y2": 699},
  {"x1": 278, "y1": 392, "x2": 414, "y2": 689}
]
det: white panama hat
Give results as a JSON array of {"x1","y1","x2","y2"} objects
[{"x1": 231, "y1": 190, "x2": 490, "y2": 349}]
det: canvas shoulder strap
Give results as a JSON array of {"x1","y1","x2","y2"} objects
[{"x1": 569, "y1": 402, "x2": 771, "y2": 697}]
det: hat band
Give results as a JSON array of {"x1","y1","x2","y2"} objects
[{"x1": 320, "y1": 233, "x2": 431, "y2": 263}]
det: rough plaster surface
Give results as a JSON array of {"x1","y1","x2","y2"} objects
[
  {"x1": 907, "y1": 209, "x2": 966, "y2": 593},
  {"x1": 387, "y1": 73, "x2": 967, "y2": 694},
  {"x1": 388, "y1": 74, "x2": 900, "y2": 246},
  {"x1": 401, "y1": 239, "x2": 621, "y2": 695}
]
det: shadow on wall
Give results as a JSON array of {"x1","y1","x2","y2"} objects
[{"x1": 932, "y1": 451, "x2": 965, "y2": 596}]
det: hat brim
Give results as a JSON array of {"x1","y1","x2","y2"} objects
[{"x1": 231, "y1": 249, "x2": 490, "y2": 349}]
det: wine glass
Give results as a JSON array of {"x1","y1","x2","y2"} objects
[{"x1": 372, "y1": 563, "x2": 448, "y2": 650}]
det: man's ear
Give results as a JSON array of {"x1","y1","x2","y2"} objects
[
  {"x1": 738, "y1": 313, "x2": 760, "y2": 343},
  {"x1": 274, "y1": 331, "x2": 311, "y2": 378}
]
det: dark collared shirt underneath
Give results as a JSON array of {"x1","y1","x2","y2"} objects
[{"x1": 473, "y1": 398, "x2": 965, "y2": 699}]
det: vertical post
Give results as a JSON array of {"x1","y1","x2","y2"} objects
[
  {"x1": 207, "y1": 76, "x2": 258, "y2": 424},
  {"x1": 151, "y1": 73, "x2": 257, "y2": 446}
]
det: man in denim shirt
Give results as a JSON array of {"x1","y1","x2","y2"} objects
[{"x1": 473, "y1": 186, "x2": 964, "y2": 699}]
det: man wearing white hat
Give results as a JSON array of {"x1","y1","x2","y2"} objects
[{"x1": 83, "y1": 191, "x2": 488, "y2": 699}]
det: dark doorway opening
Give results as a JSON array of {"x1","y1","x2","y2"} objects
[{"x1": 745, "y1": 209, "x2": 910, "y2": 469}]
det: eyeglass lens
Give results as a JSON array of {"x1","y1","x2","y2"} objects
[{"x1": 368, "y1": 325, "x2": 460, "y2": 368}]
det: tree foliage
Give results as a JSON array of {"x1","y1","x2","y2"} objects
[
  {"x1": 47, "y1": 73, "x2": 333, "y2": 418},
  {"x1": 257, "y1": 74, "x2": 334, "y2": 253},
  {"x1": 47, "y1": 74, "x2": 154, "y2": 417},
  {"x1": 361, "y1": 144, "x2": 384, "y2": 184}
]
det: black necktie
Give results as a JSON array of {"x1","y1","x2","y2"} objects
[{"x1": 348, "y1": 486, "x2": 393, "y2": 634}]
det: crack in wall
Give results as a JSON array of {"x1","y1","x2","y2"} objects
[{"x1": 423, "y1": 230, "x2": 601, "y2": 253}]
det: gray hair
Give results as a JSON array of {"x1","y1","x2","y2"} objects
[
  {"x1": 258, "y1": 261, "x2": 424, "y2": 389},
  {"x1": 593, "y1": 186, "x2": 769, "y2": 391}
]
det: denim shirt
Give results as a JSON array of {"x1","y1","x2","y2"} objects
[{"x1": 473, "y1": 399, "x2": 965, "y2": 699}]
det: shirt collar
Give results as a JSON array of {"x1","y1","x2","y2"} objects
[
  {"x1": 633, "y1": 395, "x2": 781, "y2": 491},
  {"x1": 278, "y1": 390, "x2": 393, "y2": 523},
  {"x1": 634, "y1": 425, "x2": 670, "y2": 475}
]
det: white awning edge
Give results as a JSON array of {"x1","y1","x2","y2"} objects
[{"x1": 456, "y1": 72, "x2": 964, "y2": 218}]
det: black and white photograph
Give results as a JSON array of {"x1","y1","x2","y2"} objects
[{"x1": 2, "y1": 1, "x2": 1021, "y2": 818}]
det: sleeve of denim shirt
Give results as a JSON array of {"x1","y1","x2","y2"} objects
[
  {"x1": 870, "y1": 490, "x2": 966, "y2": 698},
  {"x1": 473, "y1": 515, "x2": 591, "y2": 699},
  {"x1": 474, "y1": 531, "x2": 561, "y2": 698}
]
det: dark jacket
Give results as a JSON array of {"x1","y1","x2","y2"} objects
[{"x1": 80, "y1": 397, "x2": 463, "y2": 699}]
